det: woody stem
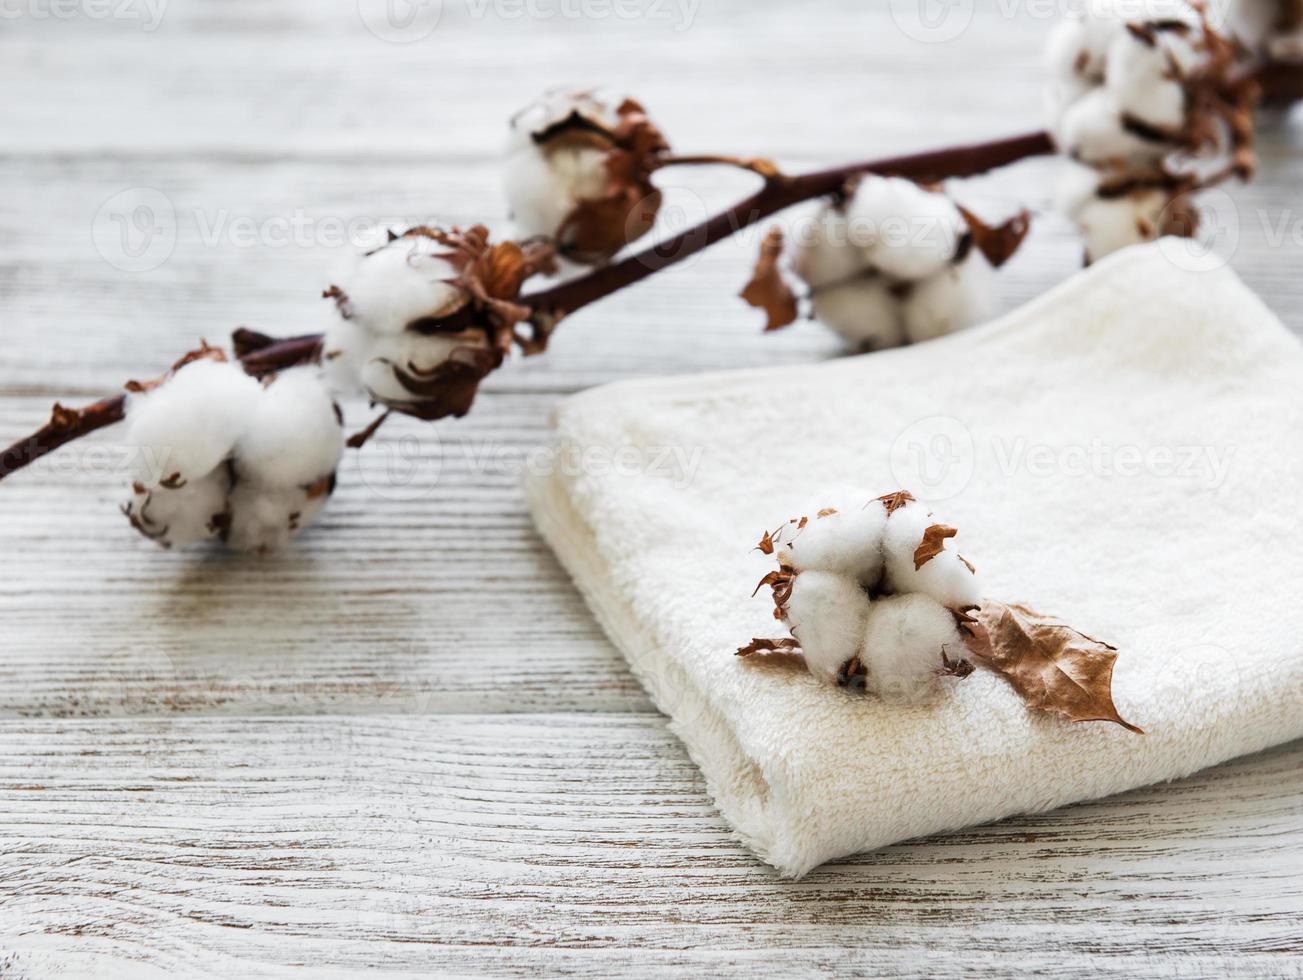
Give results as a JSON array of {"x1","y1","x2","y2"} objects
[{"x1": 522, "y1": 129, "x2": 1056, "y2": 325}]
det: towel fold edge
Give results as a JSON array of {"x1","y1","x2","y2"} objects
[{"x1": 527, "y1": 466, "x2": 824, "y2": 877}]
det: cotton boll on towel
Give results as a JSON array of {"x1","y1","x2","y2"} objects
[
  {"x1": 882, "y1": 499, "x2": 982, "y2": 610},
  {"x1": 781, "y1": 491, "x2": 888, "y2": 588},
  {"x1": 860, "y1": 593, "x2": 965, "y2": 704},
  {"x1": 780, "y1": 570, "x2": 873, "y2": 686}
]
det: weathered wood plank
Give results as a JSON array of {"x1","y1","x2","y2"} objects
[{"x1": 0, "y1": 717, "x2": 1299, "y2": 978}]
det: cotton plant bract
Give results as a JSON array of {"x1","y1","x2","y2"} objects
[{"x1": 739, "y1": 489, "x2": 1142, "y2": 733}]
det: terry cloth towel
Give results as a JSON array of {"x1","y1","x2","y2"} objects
[{"x1": 526, "y1": 242, "x2": 1303, "y2": 878}]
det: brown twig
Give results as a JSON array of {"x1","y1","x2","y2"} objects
[
  {"x1": 523, "y1": 129, "x2": 1056, "y2": 328},
  {"x1": 0, "y1": 128, "x2": 1159, "y2": 484}
]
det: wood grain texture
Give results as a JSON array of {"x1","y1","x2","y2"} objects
[
  {"x1": 1, "y1": 718, "x2": 1301, "y2": 978},
  {"x1": 1, "y1": 0, "x2": 1302, "y2": 974}
]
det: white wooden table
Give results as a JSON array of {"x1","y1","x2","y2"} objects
[{"x1": 1, "y1": 1, "x2": 1301, "y2": 975}]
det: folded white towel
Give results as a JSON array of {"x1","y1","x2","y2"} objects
[{"x1": 527, "y1": 242, "x2": 1303, "y2": 877}]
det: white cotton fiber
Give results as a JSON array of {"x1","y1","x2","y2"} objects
[
  {"x1": 782, "y1": 570, "x2": 873, "y2": 686},
  {"x1": 235, "y1": 368, "x2": 344, "y2": 489},
  {"x1": 124, "y1": 467, "x2": 230, "y2": 549},
  {"x1": 882, "y1": 500, "x2": 983, "y2": 609},
  {"x1": 225, "y1": 481, "x2": 327, "y2": 554},
  {"x1": 1077, "y1": 188, "x2": 1169, "y2": 262},
  {"x1": 901, "y1": 250, "x2": 996, "y2": 345},
  {"x1": 1054, "y1": 161, "x2": 1104, "y2": 218},
  {"x1": 504, "y1": 139, "x2": 609, "y2": 241},
  {"x1": 809, "y1": 277, "x2": 905, "y2": 351},
  {"x1": 860, "y1": 593, "x2": 964, "y2": 704},
  {"x1": 783, "y1": 491, "x2": 888, "y2": 588},
  {"x1": 321, "y1": 317, "x2": 370, "y2": 398},
  {"x1": 503, "y1": 90, "x2": 620, "y2": 242},
  {"x1": 1105, "y1": 28, "x2": 1199, "y2": 131},
  {"x1": 1056, "y1": 88, "x2": 1165, "y2": 166},
  {"x1": 791, "y1": 208, "x2": 867, "y2": 290},
  {"x1": 125, "y1": 357, "x2": 261, "y2": 487},
  {"x1": 850, "y1": 177, "x2": 965, "y2": 281},
  {"x1": 335, "y1": 237, "x2": 465, "y2": 338}
]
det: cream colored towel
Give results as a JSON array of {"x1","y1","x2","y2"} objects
[{"x1": 526, "y1": 243, "x2": 1303, "y2": 877}]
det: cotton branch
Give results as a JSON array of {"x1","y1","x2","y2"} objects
[
  {"x1": 0, "y1": 334, "x2": 322, "y2": 481},
  {"x1": 0, "y1": 130, "x2": 1059, "y2": 485},
  {"x1": 522, "y1": 130, "x2": 1056, "y2": 332}
]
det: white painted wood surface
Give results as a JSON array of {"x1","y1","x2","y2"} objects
[{"x1": 1, "y1": 1, "x2": 1300, "y2": 975}]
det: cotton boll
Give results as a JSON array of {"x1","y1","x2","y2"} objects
[
  {"x1": 850, "y1": 177, "x2": 966, "y2": 281},
  {"x1": 782, "y1": 491, "x2": 888, "y2": 588},
  {"x1": 504, "y1": 90, "x2": 622, "y2": 242},
  {"x1": 1056, "y1": 88, "x2": 1167, "y2": 167},
  {"x1": 790, "y1": 207, "x2": 866, "y2": 290},
  {"x1": 881, "y1": 500, "x2": 982, "y2": 609},
  {"x1": 356, "y1": 331, "x2": 478, "y2": 405},
  {"x1": 809, "y1": 276, "x2": 906, "y2": 351},
  {"x1": 1046, "y1": 19, "x2": 1093, "y2": 81},
  {"x1": 125, "y1": 358, "x2": 261, "y2": 488},
  {"x1": 321, "y1": 317, "x2": 370, "y2": 398},
  {"x1": 123, "y1": 467, "x2": 230, "y2": 549},
  {"x1": 782, "y1": 570, "x2": 873, "y2": 686},
  {"x1": 235, "y1": 368, "x2": 344, "y2": 490},
  {"x1": 860, "y1": 593, "x2": 964, "y2": 704},
  {"x1": 1076, "y1": 188, "x2": 1170, "y2": 262},
  {"x1": 1076, "y1": 1, "x2": 1134, "y2": 77},
  {"x1": 503, "y1": 138, "x2": 610, "y2": 242},
  {"x1": 1054, "y1": 161, "x2": 1103, "y2": 218},
  {"x1": 333, "y1": 236, "x2": 466, "y2": 338},
  {"x1": 901, "y1": 250, "x2": 996, "y2": 345},
  {"x1": 225, "y1": 482, "x2": 329, "y2": 554},
  {"x1": 1105, "y1": 27, "x2": 1202, "y2": 132},
  {"x1": 1045, "y1": 70, "x2": 1095, "y2": 135}
]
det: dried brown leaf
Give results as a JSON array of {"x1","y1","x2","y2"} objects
[
  {"x1": 736, "y1": 637, "x2": 802, "y2": 658},
  {"x1": 877, "y1": 490, "x2": 916, "y2": 515},
  {"x1": 958, "y1": 206, "x2": 1032, "y2": 269},
  {"x1": 739, "y1": 227, "x2": 799, "y2": 332},
  {"x1": 959, "y1": 600, "x2": 1143, "y2": 734},
  {"x1": 386, "y1": 346, "x2": 504, "y2": 421},
  {"x1": 552, "y1": 99, "x2": 669, "y2": 264},
  {"x1": 914, "y1": 524, "x2": 958, "y2": 570}
]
